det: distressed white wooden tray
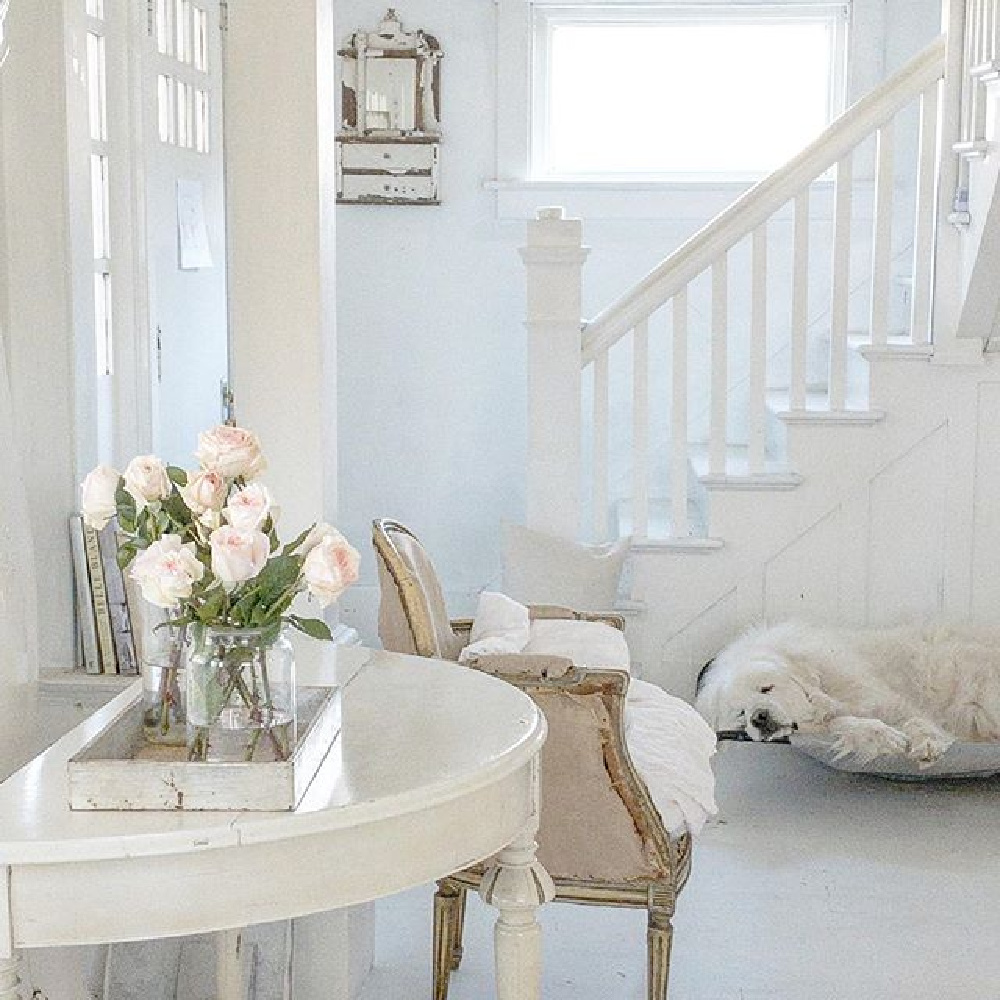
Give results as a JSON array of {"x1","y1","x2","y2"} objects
[{"x1": 68, "y1": 686, "x2": 341, "y2": 811}]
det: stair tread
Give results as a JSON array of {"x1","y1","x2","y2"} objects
[
  {"x1": 766, "y1": 388, "x2": 884, "y2": 424},
  {"x1": 689, "y1": 444, "x2": 799, "y2": 483}
]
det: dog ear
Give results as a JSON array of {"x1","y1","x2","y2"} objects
[
  {"x1": 695, "y1": 657, "x2": 716, "y2": 695},
  {"x1": 693, "y1": 661, "x2": 723, "y2": 727}
]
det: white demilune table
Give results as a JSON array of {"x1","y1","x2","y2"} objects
[{"x1": 0, "y1": 647, "x2": 553, "y2": 1000}]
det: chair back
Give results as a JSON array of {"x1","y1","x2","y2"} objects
[{"x1": 372, "y1": 519, "x2": 463, "y2": 661}]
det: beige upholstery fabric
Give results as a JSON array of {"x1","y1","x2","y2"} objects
[
  {"x1": 533, "y1": 685, "x2": 666, "y2": 884},
  {"x1": 376, "y1": 556, "x2": 418, "y2": 656},
  {"x1": 374, "y1": 522, "x2": 463, "y2": 661}
]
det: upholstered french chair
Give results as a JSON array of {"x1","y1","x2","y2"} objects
[{"x1": 372, "y1": 519, "x2": 697, "y2": 1000}]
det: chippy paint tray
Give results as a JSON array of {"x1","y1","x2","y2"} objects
[{"x1": 68, "y1": 686, "x2": 341, "y2": 811}]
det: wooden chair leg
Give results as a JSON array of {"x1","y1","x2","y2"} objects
[
  {"x1": 647, "y1": 907, "x2": 674, "y2": 1000},
  {"x1": 450, "y1": 885, "x2": 468, "y2": 970},
  {"x1": 433, "y1": 879, "x2": 463, "y2": 1000}
]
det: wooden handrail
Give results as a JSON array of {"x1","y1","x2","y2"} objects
[{"x1": 581, "y1": 36, "x2": 946, "y2": 365}]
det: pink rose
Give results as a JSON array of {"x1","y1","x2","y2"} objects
[
  {"x1": 181, "y1": 470, "x2": 227, "y2": 515},
  {"x1": 209, "y1": 525, "x2": 270, "y2": 585},
  {"x1": 80, "y1": 464, "x2": 121, "y2": 530},
  {"x1": 301, "y1": 521, "x2": 338, "y2": 554},
  {"x1": 195, "y1": 425, "x2": 266, "y2": 480},
  {"x1": 224, "y1": 483, "x2": 275, "y2": 532},
  {"x1": 123, "y1": 455, "x2": 171, "y2": 508},
  {"x1": 129, "y1": 534, "x2": 204, "y2": 608},
  {"x1": 302, "y1": 531, "x2": 359, "y2": 607}
]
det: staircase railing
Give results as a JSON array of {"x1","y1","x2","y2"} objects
[{"x1": 522, "y1": 38, "x2": 947, "y2": 544}]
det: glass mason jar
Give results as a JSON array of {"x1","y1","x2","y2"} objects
[
  {"x1": 185, "y1": 624, "x2": 296, "y2": 762},
  {"x1": 141, "y1": 623, "x2": 186, "y2": 746}
]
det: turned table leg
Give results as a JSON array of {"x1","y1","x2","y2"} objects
[
  {"x1": 0, "y1": 867, "x2": 19, "y2": 1000},
  {"x1": 479, "y1": 821, "x2": 554, "y2": 1000},
  {"x1": 216, "y1": 929, "x2": 244, "y2": 1000},
  {"x1": 0, "y1": 955, "x2": 19, "y2": 1000}
]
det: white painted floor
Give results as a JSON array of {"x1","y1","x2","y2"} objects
[{"x1": 359, "y1": 741, "x2": 1000, "y2": 1000}]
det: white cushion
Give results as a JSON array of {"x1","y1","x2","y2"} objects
[
  {"x1": 459, "y1": 591, "x2": 532, "y2": 663},
  {"x1": 501, "y1": 522, "x2": 629, "y2": 613},
  {"x1": 625, "y1": 679, "x2": 718, "y2": 837},
  {"x1": 525, "y1": 619, "x2": 631, "y2": 671}
]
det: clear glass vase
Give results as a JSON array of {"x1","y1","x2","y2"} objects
[
  {"x1": 185, "y1": 625, "x2": 296, "y2": 762},
  {"x1": 141, "y1": 623, "x2": 186, "y2": 746}
]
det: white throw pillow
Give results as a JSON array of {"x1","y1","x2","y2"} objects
[{"x1": 500, "y1": 522, "x2": 629, "y2": 613}]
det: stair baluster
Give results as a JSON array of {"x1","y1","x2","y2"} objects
[
  {"x1": 912, "y1": 82, "x2": 941, "y2": 346},
  {"x1": 632, "y1": 319, "x2": 650, "y2": 540},
  {"x1": 749, "y1": 224, "x2": 769, "y2": 474},
  {"x1": 593, "y1": 352, "x2": 610, "y2": 541},
  {"x1": 671, "y1": 290, "x2": 689, "y2": 538},
  {"x1": 829, "y1": 152, "x2": 854, "y2": 411},
  {"x1": 790, "y1": 189, "x2": 810, "y2": 412},
  {"x1": 870, "y1": 122, "x2": 895, "y2": 349},
  {"x1": 709, "y1": 260, "x2": 729, "y2": 478}
]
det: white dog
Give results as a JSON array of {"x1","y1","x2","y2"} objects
[{"x1": 695, "y1": 621, "x2": 1000, "y2": 764}]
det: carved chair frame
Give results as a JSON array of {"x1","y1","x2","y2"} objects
[{"x1": 372, "y1": 519, "x2": 694, "y2": 1000}]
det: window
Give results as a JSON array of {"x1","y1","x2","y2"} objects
[{"x1": 532, "y1": 4, "x2": 847, "y2": 180}]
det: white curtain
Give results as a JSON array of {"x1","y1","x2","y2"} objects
[{"x1": 0, "y1": 325, "x2": 38, "y2": 683}]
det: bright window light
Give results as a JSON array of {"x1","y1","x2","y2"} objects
[{"x1": 539, "y1": 17, "x2": 839, "y2": 178}]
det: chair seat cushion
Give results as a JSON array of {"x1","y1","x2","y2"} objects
[
  {"x1": 625, "y1": 679, "x2": 718, "y2": 837},
  {"x1": 524, "y1": 619, "x2": 631, "y2": 670}
]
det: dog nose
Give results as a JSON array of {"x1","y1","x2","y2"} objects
[{"x1": 750, "y1": 709, "x2": 771, "y2": 730}]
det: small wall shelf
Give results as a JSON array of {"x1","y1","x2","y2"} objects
[{"x1": 337, "y1": 9, "x2": 442, "y2": 205}]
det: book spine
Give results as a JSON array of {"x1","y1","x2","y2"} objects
[
  {"x1": 83, "y1": 521, "x2": 117, "y2": 674},
  {"x1": 69, "y1": 515, "x2": 101, "y2": 675},
  {"x1": 98, "y1": 521, "x2": 139, "y2": 675}
]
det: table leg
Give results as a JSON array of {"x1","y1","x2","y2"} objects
[
  {"x1": 479, "y1": 822, "x2": 554, "y2": 1000},
  {"x1": 0, "y1": 866, "x2": 19, "y2": 1000},
  {"x1": 0, "y1": 954, "x2": 20, "y2": 1000},
  {"x1": 216, "y1": 929, "x2": 244, "y2": 1000}
]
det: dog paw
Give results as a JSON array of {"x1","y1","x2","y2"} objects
[
  {"x1": 902, "y1": 718, "x2": 954, "y2": 766},
  {"x1": 829, "y1": 717, "x2": 909, "y2": 764}
]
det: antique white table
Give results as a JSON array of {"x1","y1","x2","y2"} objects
[{"x1": 0, "y1": 647, "x2": 552, "y2": 1000}]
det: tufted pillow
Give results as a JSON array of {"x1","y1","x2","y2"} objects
[{"x1": 500, "y1": 522, "x2": 629, "y2": 613}]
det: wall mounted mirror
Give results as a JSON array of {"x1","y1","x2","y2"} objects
[{"x1": 337, "y1": 9, "x2": 442, "y2": 204}]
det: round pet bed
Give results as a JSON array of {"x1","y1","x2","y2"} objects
[{"x1": 789, "y1": 733, "x2": 1000, "y2": 781}]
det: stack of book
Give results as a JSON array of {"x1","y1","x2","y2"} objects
[{"x1": 69, "y1": 515, "x2": 139, "y2": 675}]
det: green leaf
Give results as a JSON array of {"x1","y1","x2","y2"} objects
[
  {"x1": 116, "y1": 542, "x2": 137, "y2": 569},
  {"x1": 281, "y1": 525, "x2": 312, "y2": 556},
  {"x1": 255, "y1": 555, "x2": 301, "y2": 602},
  {"x1": 287, "y1": 615, "x2": 333, "y2": 642},
  {"x1": 115, "y1": 483, "x2": 137, "y2": 525},
  {"x1": 166, "y1": 466, "x2": 189, "y2": 487},
  {"x1": 195, "y1": 587, "x2": 226, "y2": 624},
  {"x1": 162, "y1": 489, "x2": 192, "y2": 526}
]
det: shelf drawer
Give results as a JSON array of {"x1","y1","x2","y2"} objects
[
  {"x1": 340, "y1": 141, "x2": 436, "y2": 173},
  {"x1": 339, "y1": 172, "x2": 438, "y2": 203}
]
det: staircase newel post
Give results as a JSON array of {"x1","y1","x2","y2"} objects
[
  {"x1": 933, "y1": 0, "x2": 983, "y2": 361},
  {"x1": 520, "y1": 207, "x2": 590, "y2": 540}
]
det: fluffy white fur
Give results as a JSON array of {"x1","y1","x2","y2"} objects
[{"x1": 695, "y1": 621, "x2": 1000, "y2": 764}]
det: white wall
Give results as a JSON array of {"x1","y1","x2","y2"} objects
[
  {"x1": 336, "y1": 0, "x2": 942, "y2": 644},
  {"x1": 0, "y1": 1, "x2": 79, "y2": 679}
]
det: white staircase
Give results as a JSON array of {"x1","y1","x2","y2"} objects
[{"x1": 520, "y1": 11, "x2": 1000, "y2": 697}]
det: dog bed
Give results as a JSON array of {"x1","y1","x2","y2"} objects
[{"x1": 789, "y1": 733, "x2": 1000, "y2": 781}]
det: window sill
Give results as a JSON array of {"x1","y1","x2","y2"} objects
[
  {"x1": 485, "y1": 176, "x2": 852, "y2": 224},
  {"x1": 486, "y1": 177, "x2": 759, "y2": 222}
]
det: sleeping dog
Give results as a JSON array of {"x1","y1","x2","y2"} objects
[{"x1": 695, "y1": 621, "x2": 1000, "y2": 764}]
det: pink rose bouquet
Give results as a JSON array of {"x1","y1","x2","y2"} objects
[{"x1": 79, "y1": 424, "x2": 358, "y2": 639}]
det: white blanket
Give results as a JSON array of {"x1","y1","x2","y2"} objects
[{"x1": 459, "y1": 592, "x2": 717, "y2": 836}]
